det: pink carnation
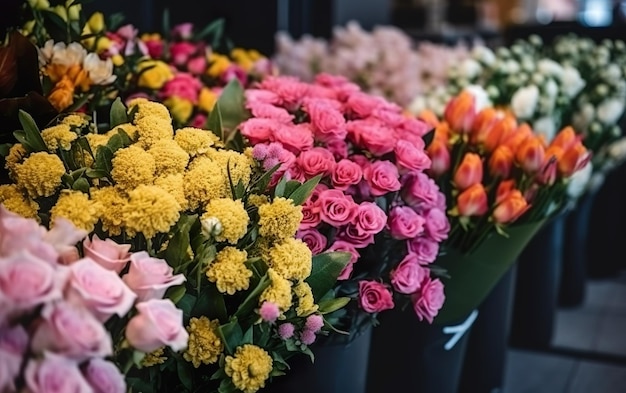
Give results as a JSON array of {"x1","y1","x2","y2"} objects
[
  {"x1": 246, "y1": 102, "x2": 294, "y2": 124},
  {"x1": 258, "y1": 76, "x2": 310, "y2": 110}
]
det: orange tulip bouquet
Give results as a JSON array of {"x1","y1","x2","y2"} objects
[{"x1": 418, "y1": 90, "x2": 591, "y2": 323}]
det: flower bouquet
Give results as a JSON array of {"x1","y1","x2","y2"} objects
[{"x1": 0, "y1": 95, "x2": 350, "y2": 392}]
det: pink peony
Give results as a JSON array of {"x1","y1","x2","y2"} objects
[
  {"x1": 125, "y1": 299, "x2": 188, "y2": 353},
  {"x1": 423, "y1": 209, "x2": 450, "y2": 242},
  {"x1": 363, "y1": 160, "x2": 401, "y2": 197},
  {"x1": 394, "y1": 139, "x2": 432, "y2": 174},
  {"x1": 297, "y1": 228, "x2": 328, "y2": 255},
  {"x1": 84, "y1": 358, "x2": 126, "y2": 393},
  {"x1": 160, "y1": 72, "x2": 202, "y2": 103},
  {"x1": 122, "y1": 251, "x2": 186, "y2": 302},
  {"x1": 296, "y1": 147, "x2": 336, "y2": 177},
  {"x1": 388, "y1": 206, "x2": 425, "y2": 240},
  {"x1": 352, "y1": 202, "x2": 387, "y2": 236},
  {"x1": 331, "y1": 159, "x2": 363, "y2": 190},
  {"x1": 408, "y1": 237, "x2": 440, "y2": 265},
  {"x1": 318, "y1": 189, "x2": 358, "y2": 227},
  {"x1": 24, "y1": 353, "x2": 93, "y2": 393},
  {"x1": 412, "y1": 277, "x2": 445, "y2": 323},
  {"x1": 82, "y1": 235, "x2": 131, "y2": 273},
  {"x1": 358, "y1": 280, "x2": 394, "y2": 313},
  {"x1": 390, "y1": 253, "x2": 427, "y2": 294}
]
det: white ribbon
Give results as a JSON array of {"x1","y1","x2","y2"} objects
[{"x1": 442, "y1": 309, "x2": 479, "y2": 351}]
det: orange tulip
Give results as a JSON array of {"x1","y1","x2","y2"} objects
[
  {"x1": 515, "y1": 136, "x2": 545, "y2": 173},
  {"x1": 537, "y1": 155, "x2": 558, "y2": 185},
  {"x1": 492, "y1": 189, "x2": 530, "y2": 224},
  {"x1": 444, "y1": 91, "x2": 476, "y2": 134},
  {"x1": 550, "y1": 126, "x2": 578, "y2": 151},
  {"x1": 489, "y1": 145, "x2": 514, "y2": 178},
  {"x1": 418, "y1": 109, "x2": 440, "y2": 128},
  {"x1": 47, "y1": 76, "x2": 75, "y2": 111},
  {"x1": 483, "y1": 115, "x2": 517, "y2": 152},
  {"x1": 427, "y1": 138, "x2": 451, "y2": 177},
  {"x1": 496, "y1": 179, "x2": 516, "y2": 204},
  {"x1": 559, "y1": 141, "x2": 591, "y2": 177},
  {"x1": 457, "y1": 183, "x2": 488, "y2": 216},
  {"x1": 502, "y1": 123, "x2": 533, "y2": 150},
  {"x1": 453, "y1": 152, "x2": 483, "y2": 191},
  {"x1": 470, "y1": 107, "x2": 499, "y2": 144},
  {"x1": 66, "y1": 64, "x2": 91, "y2": 92}
]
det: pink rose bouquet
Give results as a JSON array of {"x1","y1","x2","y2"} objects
[{"x1": 237, "y1": 73, "x2": 450, "y2": 337}]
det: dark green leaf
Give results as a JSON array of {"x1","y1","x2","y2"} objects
[
  {"x1": 274, "y1": 175, "x2": 287, "y2": 198},
  {"x1": 12, "y1": 130, "x2": 27, "y2": 146},
  {"x1": 192, "y1": 284, "x2": 227, "y2": 322},
  {"x1": 218, "y1": 378, "x2": 237, "y2": 393},
  {"x1": 85, "y1": 168, "x2": 109, "y2": 178},
  {"x1": 250, "y1": 163, "x2": 281, "y2": 194},
  {"x1": 233, "y1": 274, "x2": 270, "y2": 320},
  {"x1": 283, "y1": 180, "x2": 301, "y2": 199},
  {"x1": 71, "y1": 177, "x2": 89, "y2": 193},
  {"x1": 165, "y1": 214, "x2": 197, "y2": 269},
  {"x1": 62, "y1": 173, "x2": 74, "y2": 188},
  {"x1": 195, "y1": 18, "x2": 224, "y2": 44},
  {"x1": 207, "y1": 103, "x2": 223, "y2": 141},
  {"x1": 94, "y1": 146, "x2": 113, "y2": 175},
  {"x1": 116, "y1": 129, "x2": 132, "y2": 146},
  {"x1": 317, "y1": 297, "x2": 351, "y2": 314},
  {"x1": 241, "y1": 326, "x2": 254, "y2": 345},
  {"x1": 166, "y1": 285, "x2": 186, "y2": 304},
  {"x1": 126, "y1": 377, "x2": 155, "y2": 393},
  {"x1": 162, "y1": 8, "x2": 170, "y2": 38},
  {"x1": 287, "y1": 174, "x2": 322, "y2": 205},
  {"x1": 70, "y1": 167, "x2": 86, "y2": 180},
  {"x1": 215, "y1": 79, "x2": 249, "y2": 134},
  {"x1": 422, "y1": 127, "x2": 435, "y2": 150},
  {"x1": 0, "y1": 144, "x2": 10, "y2": 156},
  {"x1": 105, "y1": 133, "x2": 123, "y2": 154},
  {"x1": 220, "y1": 319, "x2": 243, "y2": 354},
  {"x1": 301, "y1": 346, "x2": 315, "y2": 363},
  {"x1": 306, "y1": 252, "x2": 352, "y2": 301},
  {"x1": 176, "y1": 359, "x2": 194, "y2": 391},
  {"x1": 108, "y1": 12, "x2": 125, "y2": 30},
  {"x1": 64, "y1": 94, "x2": 91, "y2": 113},
  {"x1": 18, "y1": 110, "x2": 47, "y2": 152},
  {"x1": 235, "y1": 180, "x2": 246, "y2": 200},
  {"x1": 76, "y1": 136, "x2": 94, "y2": 158},
  {"x1": 109, "y1": 97, "x2": 127, "y2": 128},
  {"x1": 176, "y1": 293, "x2": 197, "y2": 320}
]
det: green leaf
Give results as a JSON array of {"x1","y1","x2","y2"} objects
[
  {"x1": 94, "y1": 145, "x2": 114, "y2": 175},
  {"x1": 215, "y1": 79, "x2": 249, "y2": 134},
  {"x1": 62, "y1": 173, "x2": 74, "y2": 188},
  {"x1": 283, "y1": 180, "x2": 301, "y2": 199},
  {"x1": 250, "y1": 163, "x2": 281, "y2": 194},
  {"x1": 126, "y1": 377, "x2": 155, "y2": 393},
  {"x1": 241, "y1": 326, "x2": 254, "y2": 345},
  {"x1": 165, "y1": 214, "x2": 197, "y2": 269},
  {"x1": 116, "y1": 128, "x2": 133, "y2": 146},
  {"x1": 287, "y1": 174, "x2": 322, "y2": 205},
  {"x1": 176, "y1": 359, "x2": 194, "y2": 391},
  {"x1": 108, "y1": 12, "x2": 125, "y2": 30},
  {"x1": 233, "y1": 274, "x2": 270, "y2": 320},
  {"x1": 192, "y1": 284, "x2": 227, "y2": 322},
  {"x1": 132, "y1": 350, "x2": 146, "y2": 366},
  {"x1": 195, "y1": 18, "x2": 225, "y2": 48},
  {"x1": 105, "y1": 133, "x2": 123, "y2": 154},
  {"x1": 85, "y1": 168, "x2": 109, "y2": 178},
  {"x1": 0, "y1": 144, "x2": 11, "y2": 156},
  {"x1": 12, "y1": 131, "x2": 28, "y2": 147},
  {"x1": 109, "y1": 97, "x2": 127, "y2": 128},
  {"x1": 71, "y1": 177, "x2": 90, "y2": 193},
  {"x1": 176, "y1": 293, "x2": 197, "y2": 320},
  {"x1": 306, "y1": 252, "x2": 352, "y2": 301},
  {"x1": 207, "y1": 103, "x2": 223, "y2": 141},
  {"x1": 64, "y1": 94, "x2": 91, "y2": 113},
  {"x1": 218, "y1": 378, "x2": 237, "y2": 393},
  {"x1": 18, "y1": 110, "x2": 47, "y2": 152},
  {"x1": 166, "y1": 285, "x2": 186, "y2": 304},
  {"x1": 422, "y1": 127, "x2": 435, "y2": 150},
  {"x1": 274, "y1": 175, "x2": 287, "y2": 198},
  {"x1": 220, "y1": 319, "x2": 243, "y2": 354},
  {"x1": 162, "y1": 8, "x2": 170, "y2": 37},
  {"x1": 317, "y1": 297, "x2": 351, "y2": 314}
]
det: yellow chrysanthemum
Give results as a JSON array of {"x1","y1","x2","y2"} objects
[
  {"x1": 267, "y1": 238, "x2": 312, "y2": 281},
  {"x1": 4, "y1": 144, "x2": 27, "y2": 179},
  {"x1": 183, "y1": 158, "x2": 228, "y2": 210},
  {"x1": 183, "y1": 316, "x2": 224, "y2": 368},
  {"x1": 0, "y1": 184, "x2": 39, "y2": 219},
  {"x1": 122, "y1": 185, "x2": 180, "y2": 239},
  {"x1": 247, "y1": 194, "x2": 269, "y2": 208},
  {"x1": 15, "y1": 152, "x2": 65, "y2": 198},
  {"x1": 148, "y1": 139, "x2": 190, "y2": 176},
  {"x1": 50, "y1": 191, "x2": 100, "y2": 232},
  {"x1": 61, "y1": 114, "x2": 89, "y2": 127},
  {"x1": 111, "y1": 145, "x2": 156, "y2": 191},
  {"x1": 136, "y1": 60, "x2": 173, "y2": 90},
  {"x1": 154, "y1": 174, "x2": 188, "y2": 211},
  {"x1": 106, "y1": 123, "x2": 138, "y2": 140},
  {"x1": 203, "y1": 198, "x2": 249, "y2": 244},
  {"x1": 85, "y1": 133, "x2": 110, "y2": 151},
  {"x1": 207, "y1": 247, "x2": 251, "y2": 295},
  {"x1": 127, "y1": 99, "x2": 172, "y2": 123},
  {"x1": 174, "y1": 127, "x2": 219, "y2": 157},
  {"x1": 90, "y1": 186, "x2": 127, "y2": 236},
  {"x1": 293, "y1": 281, "x2": 318, "y2": 317},
  {"x1": 41, "y1": 124, "x2": 77, "y2": 151},
  {"x1": 225, "y1": 344, "x2": 273, "y2": 393},
  {"x1": 142, "y1": 347, "x2": 167, "y2": 367},
  {"x1": 205, "y1": 149, "x2": 254, "y2": 190},
  {"x1": 134, "y1": 116, "x2": 174, "y2": 149},
  {"x1": 258, "y1": 197, "x2": 303, "y2": 241},
  {"x1": 260, "y1": 269, "x2": 292, "y2": 313}
]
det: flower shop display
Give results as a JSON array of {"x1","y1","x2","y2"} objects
[{"x1": 0, "y1": 96, "x2": 351, "y2": 393}]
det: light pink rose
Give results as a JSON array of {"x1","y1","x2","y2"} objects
[
  {"x1": 160, "y1": 72, "x2": 202, "y2": 103},
  {"x1": 0, "y1": 325, "x2": 28, "y2": 392},
  {"x1": 423, "y1": 209, "x2": 450, "y2": 242},
  {"x1": 125, "y1": 299, "x2": 188, "y2": 352},
  {"x1": 169, "y1": 41, "x2": 197, "y2": 66},
  {"x1": 66, "y1": 258, "x2": 137, "y2": 322},
  {"x1": 412, "y1": 277, "x2": 445, "y2": 323},
  {"x1": 363, "y1": 160, "x2": 401, "y2": 197},
  {"x1": 300, "y1": 200, "x2": 322, "y2": 230},
  {"x1": 258, "y1": 76, "x2": 310, "y2": 110},
  {"x1": 353, "y1": 202, "x2": 386, "y2": 235},
  {"x1": 347, "y1": 120, "x2": 398, "y2": 157},
  {"x1": 394, "y1": 139, "x2": 432, "y2": 174},
  {"x1": 345, "y1": 92, "x2": 385, "y2": 118},
  {"x1": 273, "y1": 123, "x2": 314, "y2": 154},
  {"x1": 389, "y1": 206, "x2": 425, "y2": 240},
  {"x1": 45, "y1": 217, "x2": 88, "y2": 264},
  {"x1": 296, "y1": 147, "x2": 336, "y2": 177},
  {"x1": 0, "y1": 250, "x2": 66, "y2": 313},
  {"x1": 331, "y1": 159, "x2": 363, "y2": 190},
  {"x1": 84, "y1": 358, "x2": 126, "y2": 393},
  {"x1": 122, "y1": 251, "x2": 186, "y2": 302},
  {"x1": 398, "y1": 117, "x2": 431, "y2": 138},
  {"x1": 318, "y1": 189, "x2": 358, "y2": 227},
  {"x1": 0, "y1": 208, "x2": 57, "y2": 263},
  {"x1": 305, "y1": 100, "x2": 347, "y2": 142},
  {"x1": 25, "y1": 353, "x2": 93, "y2": 393},
  {"x1": 83, "y1": 235, "x2": 131, "y2": 273},
  {"x1": 246, "y1": 103, "x2": 294, "y2": 124},
  {"x1": 408, "y1": 237, "x2": 440, "y2": 265},
  {"x1": 31, "y1": 302, "x2": 112, "y2": 360},
  {"x1": 187, "y1": 55, "x2": 207, "y2": 75},
  {"x1": 338, "y1": 224, "x2": 375, "y2": 248},
  {"x1": 325, "y1": 138, "x2": 349, "y2": 160},
  {"x1": 239, "y1": 118, "x2": 281, "y2": 144},
  {"x1": 297, "y1": 229, "x2": 328, "y2": 255},
  {"x1": 244, "y1": 89, "x2": 281, "y2": 106},
  {"x1": 390, "y1": 253, "x2": 428, "y2": 294},
  {"x1": 401, "y1": 172, "x2": 442, "y2": 211},
  {"x1": 358, "y1": 281, "x2": 394, "y2": 313},
  {"x1": 171, "y1": 23, "x2": 194, "y2": 39}
]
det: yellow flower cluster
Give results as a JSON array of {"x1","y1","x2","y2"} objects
[
  {"x1": 0, "y1": 185, "x2": 39, "y2": 219},
  {"x1": 61, "y1": 114, "x2": 89, "y2": 127},
  {"x1": 41, "y1": 124, "x2": 78, "y2": 151},
  {"x1": 15, "y1": 152, "x2": 66, "y2": 198},
  {"x1": 91, "y1": 186, "x2": 127, "y2": 236},
  {"x1": 148, "y1": 139, "x2": 190, "y2": 176},
  {"x1": 134, "y1": 115, "x2": 174, "y2": 149},
  {"x1": 267, "y1": 238, "x2": 312, "y2": 281},
  {"x1": 4, "y1": 144, "x2": 26, "y2": 180},
  {"x1": 183, "y1": 316, "x2": 224, "y2": 368},
  {"x1": 111, "y1": 145, "x2": 156, "y2": 191},
  {"x1": 258, "y1": 197, "x2": 303, "y2": 241},
  {"x1": 203, "y1": 198, "x2": 249, "y2": 244},
  {"x1": 230, "y1": 48, "x2": 264, "y2": 72},
  {"x1": 206, "y1": 247, "x2": 252, "y2": 295},
  {"x1": 141, "y1": 347, "x2": 167, "y2": 367},
  {"x1": 260, "y1": 269, "x2": 292, "y2": 312},
  {"x1": 174, "y1": 127, "x2": 219, "y2": 157},
  {"x1": 184, "y1": 158, "x2": 229, "y2": 210},
  {"x1": 225, "y1": 344, "x2": 273, "y2": 393},
  {"x1": 122, "y1": 185, "x2": 181, "y2": 239},
  {"x1": 205, "y1": 148, "x2": 254, "y2": 191},
  {"x1": 294, "y1": 281, "x2": 318, "y2": 317},
  {"x1": 50, "y1": 191, "x2": 100, "y2": 232},
  {"x1": 136, "y1": 60, "x2": 173, "y2": 90},
  {"x1": 154, "y1": 174, "x2": 187, "y2": 210}
]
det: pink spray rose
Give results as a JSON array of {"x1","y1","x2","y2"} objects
[
  {"x1": 239, "y1": 118, "x2": 281, "y2": 144},
  {"x1": 160, "y1": 72, "x2": 202, "y2": 103},
  {"x1": 394, "y1": 139, "x2": 432, "y2": 174},
  {"x1": 363, "y1": 160, "x2": 401, "y2": 197},
  {"x1": 169, "y1": 41, "x2": 197, "y2": 66},
  {"x1": 345, "y1": 92, "x2": 385, "y2": 117},
  {"x1": 408, "y1": 237, "x2": 440, "y2": 265},
  {"x1": 412, "y1": 277, "x2": 445, "y2": 323},
  {"x1": 423, "y1": 208, "x2": 450, "y2": 242},
  {"x1": 401, "y1": 172, "x2": 443, "y2": 211},
  {"x1": 338, "y1": 223, "x2": 375, "y2": 248},
  {"x1": 300, "y1": 199, "x2": 322, "y2": 230},
  {"x1": 66, "y1": 258, "x2": 137, "y2": 322},
  {"x1": 83, "y1": 235, "x2": 131, "y2": 273},
  {"x1": 352, "y1": 202, "x2": 387, "y2": 236},
  {"x1": 83, "y1": 358, "x2": 126, "y2": 393},
  {"x1": 122, "y1": 251, "x2": 186, "y2": 302},
  {"x1": 297, "y1": 228, "x2": 328, "y2": 255},
  {"x1": 325, "y1": 138, "x2": 349, "y2": 160},
  {"x1": 331, "y1": 159, "x2": 363, "y2": 190},
  {"x1": 273, "y1": 123, "x2": 314, "y2": 154},
  {"x1": 246, "y1": 102, "x2": 294, "y2": 124},
  {"x1": 352, "y1": 121, "x2": 398, "y2": 157},
  {"x1": 296, "y1": 147, "x2": 336, "y2": 177},
  {"x1": 390, "y1": 253, "x2": 428, "y2": 294},
  {"x1": 31, "y1": 302, "x2": 113, "y2": 360},
  {"x1": 125, "y1": 299, "x2": 188, "y2": 353},
  {"x1": 358, "y1": 280, "x2": 394, "y2": 313},
  {"x1": 388, "y1": 206, "x2": 425, "y2": 240},
  {"x1": 24, "y1": 353, "x2": 93, "y2": 393},
  {"x1": 187, "y1": 55, "x2": 207, "y2": 75},
  {"x1": 0, "y1": 325, "x2": 28, "y2": 392},
  {"x1": 305, "y1": 99, "x2": 347, "y2": 142},
  {"x1": 318, "y1": 189, "x2": 358, "y2": 227}
]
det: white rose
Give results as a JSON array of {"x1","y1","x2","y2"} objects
[
  {"x1": 534, "y1": 116, "x2": 557, "y2": 142},
  {"x1": 567, "y1": 161, "x2": 593, "y2": 199},
  {"x1": 544, "y1": 79, "x2": 559, "y2": 98},
  {"x1": 472, "y1": 46, "x2": 496, "y2": 66},
  {"x1": 459, "y1": 59, "x2": 482, "y2": 79},
  {"x1": 596, "y1": 99, "x2": 625, "y2": 125},
  {"x1": 464, "y1": 85, "x2": 491, "y2": 112},
  {"x1": 604, "y1": 64, "x2": 622, "y2": 83},
  {"x1": 511, "y1": 85, "x2": 539, "y2": 119},
  {"x1": 538, "y1": 59, "x2": 564, "y2": 77},
  {"x1": 83, "y1": 53, "x2": 117, "y2": 85},
  {"x1": 560, "y1": 67, "x2": 586, "y2": 98},
  {"x1": 504, "y1": 60, "x2": 521, "y2": 74},
  {"x1": 38, "y1": 40, "x2": 55, "y2": 66}
]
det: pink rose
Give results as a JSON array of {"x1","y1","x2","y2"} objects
[
  {"x1": 412, "y1": 277, "x2": 445, "y2": 323},
  {"x1": 338, "y1": 224, "x2": 375, "y2": 248},
  {"x1": 66, "y1": 258, "x2": 137, "y2": 322},
  {"x1": 408, "y1": 237, "x2": 440, "y2": 265},
  {"x1": 273, "y1": 123, "x2": 314, "y2": 154},
  {"x1": 83, "y1": 235, "x2": 131, "y2": 273},
  {"x1": 345, "y1": 92, "x2": 385, "y2": 118},
  {"x1": 31, "y1": 302, "x2": 112, "y2": 360},
  {"x1": 390, "y1": 253, "x2": 428, "y2": 294},
  {"x1": 352, "y1": 202, "x2": 386, "y2": 236},
  {"x1": 297, "y1": 229, "x2": 328, "y2": 255},
  {"x1": 0, "y1": 325, "x2": 28, "y2": 392},
  {"x1": 398, "y1": 117, "x2": 431, "y2": 138},
  {"x1": 169, "y1": 41, "x2": 197, "y2": 66},
  {"x1": 187, "y1": 55, "x2": 207, "y2": 75},
  {"x1": 371, "y1": 108, "x2": 406, "y2": 128},
  {"x1": 84, "y1": 358, "x2": 126, "y2": 393},
  {"x1": 25, "y1": 353, "x2": 93, "y2": 393},
  {"x1": 143, "y1": 38, "x2": 163, "y2": 59},
  {"x1": 160, "y1": 72, "x2": 202, "y2": 103},
  {"x1": 388, "y1": 206, "x2": 425, "y2": 240},
  {"x1": 363, "y1": 160, "x2": 401, "y2": 197},
  {"x1": 122, "y1": 251, "x2": 186, "y2": 302},
  {"x1": 296, "y1": 147, "x2": 336, "y2": 177},
  {"x1": 401, "y1": 172, "x2": 442, "y2": 211},
  {"x1": 244, "y1": 89, "x2": 281, "y2": 106},
  {"x1": 358, "y1": 281, "x2": 394, "y2": 313},
  {"x1": 125, "y1": 299, "x2": 188, "y2": 352},
  {"x1": 258, "y1": 76, "x2": 310, "y2": 111},
  {"x1": 394, "y1": 139, "x2": 432, "y2": 174},
  {"x1": 247, "y1": 102, "x2": 294, "y2": 124},
  {"x1": 423, "y1": 209, "x2": 450, "y2": 242},
  {"x1": 0, "y1": 209, "x2": 57, "y2": 263},
  {"x1": 0, "y1": 251, "x2": 66, "y2": 313},
  {"x1": 190, "y1": 113, "x2": 207, "y2": 128},
  {"x1": 300, "y1": 200, "x2": 322, "y2": 230},
  {"x1": 347, "y1": 120, "x2": 398, "y2": 156},
  {"x1": 171, "y1": 23, "x2": 194, "y2": 39},
  {"x1": 239, "y1": 118, "x2": 281, "y2": 144},
  {"x1": 305, "y1": 100, "x2": 347, "y2": 142},
  {"x1": 331, "y1": 159, "x2": 363, "y2": 190},
  {"x1": 318, "y1": 189, "x2": 358, "y2": 227},
  {"x1": 325, "y1": 138, "x2": 349, "y2": 160},
  {"x1": 222, "y1": 64, "x2": 247, "y2": 85}
]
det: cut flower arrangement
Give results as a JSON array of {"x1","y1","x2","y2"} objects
[
  {"x1": 229, "y1": 73, "x2": 451, "y2": 339},
  {"x1": 0, "y1": 96, "x2": 350, "y2": 393}
]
